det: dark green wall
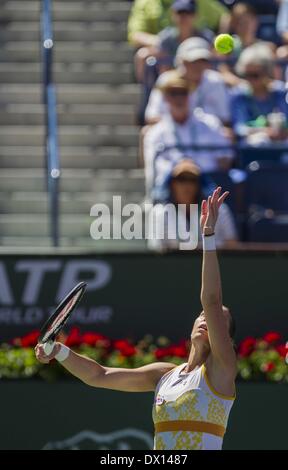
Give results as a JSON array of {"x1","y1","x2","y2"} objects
[
  {"x1": 1, "y1": 380, "x2": 287, "y2": 450},
  {"x1": 0, "y1": 251, "x2": 288, "y2": 342}
]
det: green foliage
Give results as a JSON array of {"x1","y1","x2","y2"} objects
[{"x1": 1, "y1": 329, "x2": 287, "y2": 383}]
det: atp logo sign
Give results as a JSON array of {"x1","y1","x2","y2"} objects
[{"x1": 0, "y1": 259, "x2": 113, "y2": 330}]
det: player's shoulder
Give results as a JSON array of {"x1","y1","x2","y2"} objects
[{"x1": 142, "y1": 361, "x2": 177, "y2": 383}]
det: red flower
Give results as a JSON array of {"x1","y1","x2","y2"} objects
[
  {"x1": 238, "y1": 337, "x2": 256, "y2": 357},
  {"x1": 82, "y1": 332, "x2": 108, "y2": 347},
  {"x1": 16, "y1": 330, "x2": 40, "y2": 347},
  {"x1": 169, "y1": 345, "x2": 188, "y2": 358},
  {"x1": 263, "y1": 332, "x2": 281, "y2": 344},
  {"x1": 155, "y1": 347, "x2": 171, "y2": 360},
  {"x1": 263, "y1": 362, "x2": 275, "y2": 372},
  {"x1": 276, "y1": 344, "x2": 288, "y2": 358},
  {"x1": 65, "y1": 327, "x2": 82, "y2": 347},
  {"x1": 114, "y1": 340, "x2": 136, "y2": 357}
]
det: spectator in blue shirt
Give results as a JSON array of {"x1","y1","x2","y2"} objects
[{"x1": 231, "y1": 43, "x2": 288, "y2": 146}]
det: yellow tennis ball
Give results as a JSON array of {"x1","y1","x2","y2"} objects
[{"x1": 214, "y1": 34, "x2": 234, "y2": 54}]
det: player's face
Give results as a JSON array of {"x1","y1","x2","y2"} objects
[
  {"x1": 191, "y1": 308, "x2": 232, "y2": 345},
  {"x1": 191, "y1": 312, "x2": 209, "y2": 344},
  {"x1": 170, "y1": 173, "x2": 199, "y2": 205},
  {"x1": 182, "y1": 60, "x2": 209, "y2": 83}
]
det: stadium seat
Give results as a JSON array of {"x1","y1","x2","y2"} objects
[
  {"x1": 238, "y1": 145, "x2": 288, "y2": 168},
  {"x1": 258, "y1": 14, "x2": 280, "y2": 44},
  {"x1": 247, "y1": 215, "x2": 288, "y2": 242},
  {"x1": 245, "y1": 161, "x2": 288, "y2": 242},
  {"x1": 220, "y1": 1, "x2": 278, "y2": 15},
  {"x1": 246, "y1": 161, "x2": 288, "y2": 212}
]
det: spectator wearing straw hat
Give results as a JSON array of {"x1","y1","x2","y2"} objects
[{"x1": 143, "y1": 70, "x2": 234, "y2": 197}]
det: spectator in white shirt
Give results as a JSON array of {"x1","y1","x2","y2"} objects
[
  {"x1": 147, "y1": 159, "x2": 238, "y2": 251},
  {"x1": 143, "y1": 70, "x2": 234, "y2": 197},
  {"x1": 145, "y1": 37, "x2": 231, "y2": 124}
]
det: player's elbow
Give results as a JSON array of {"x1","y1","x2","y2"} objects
[
  {"x1": 82, "y1": 366, "x2": 107, "y2": 388},
  {"x1": 201, "y1": 293, "x2": 222, "y2": 309}
]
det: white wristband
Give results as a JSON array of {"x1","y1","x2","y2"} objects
[
  {"x1": 203, "y1": 234, "x2": 216, "y2": 251},
  {"x1": 55, "y1": 344, "x2": 70, "y2": 362}
]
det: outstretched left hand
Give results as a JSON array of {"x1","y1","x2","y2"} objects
[{"x1": 200, "y1": 187, "x2": 229, "y2": 236}]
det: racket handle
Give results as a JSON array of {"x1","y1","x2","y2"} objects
[{"x1": 43, "y1": 341, "x2": 55, "y2": 355}]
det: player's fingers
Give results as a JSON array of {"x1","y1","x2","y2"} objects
[
  {"x1": 210, "y1": 188, "x2": 217, "y2": 206},
  {"x1": 218, "y1": 191, "x2": 230, "y2": 206},
  {"x1": 213, "y1": 187, "x2": 222, "y2": 205},
  {"x1": 35, "y1": 343, "x2": 52, "y2": 361},
  {"x1": 207, "y1": 195, "x2": 212, "y2": 211},
  {"x1": 38, "y1": 357, "x2": 50, "y2": 364},
  {"x1": 201, "y1": 199, "x2": 207, "y2": 214}
]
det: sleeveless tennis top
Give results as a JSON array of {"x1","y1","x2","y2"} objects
[{"x1": 152, "y1": 363, "x2": 235, "y2": 450}]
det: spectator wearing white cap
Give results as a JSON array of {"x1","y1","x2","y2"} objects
[
  {"x1": 147, "y1": 159, "x2": 238, "y2": 251},
  {"x1": 143, "y1": 70, "x2": 234, "y2": 197},
  {"x1": 157, "y1": 0, "x2": 214, "y2": 71},
  {"x1": 145, "y1": 37, "x2": 231, "y2": 125}
]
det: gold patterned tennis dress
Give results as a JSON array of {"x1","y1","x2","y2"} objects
[{"x1": 152, "y1": 363, "x2": 235, "y2": 450}]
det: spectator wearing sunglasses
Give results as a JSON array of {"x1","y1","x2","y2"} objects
[
  {"x1": 231, "y1": 43, "x2": 288, "y2": 146},
  {"x1": 157, "y1": 0, "x2": 214, "y2": 72},
  {"x1": 145, "y1": 37, "x2": 231, "y2": 125},
  {"x1": 143, "y1": 70, "x2": 234, "y2": 197},
  {"x1": 147, "y1": 159, "x2": 238, "y2": 251}
]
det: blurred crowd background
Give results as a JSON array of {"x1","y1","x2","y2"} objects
[
  {"x1": 1, "y1": 0, "x2": 288, "y2": 251},
  {"x1": 127, "y1": 0, "x2": 288, "y2": 250}
]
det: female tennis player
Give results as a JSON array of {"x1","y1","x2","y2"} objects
[{"x1": 35, "y1": 186, "x2": 237, "y2": 450}]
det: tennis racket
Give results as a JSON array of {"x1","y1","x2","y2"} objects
[{"x1": 38, "y1": 281, "x2": 87, "y2": 355}]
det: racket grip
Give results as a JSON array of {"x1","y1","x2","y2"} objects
[{"x1": 43, "y1": 341, "x2": 55, "y2": 355}]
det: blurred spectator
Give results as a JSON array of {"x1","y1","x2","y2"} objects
[
  {"x1": 157, "y1": 0, "x2": 214, "y2": 72},
  {"x1": 147, "y1": 159, "x2": 238, "y2": 251},
  {"x1": 276, "y1": 0, "x2": 288, "y2": 77},
  {"x1": 247, "y1": 0, "x2": 279, "y2": 15},
  {"x1": 128, "y1": 0, "x2": 230, "y2": 82},
  {"x1": 143, "y1": 70, "x2": 234, "y2": 197},
  {"x1": 231, "y1": 43, "x2": 288, "y2": 146},
  {"x1": 145, "y1": 37, "x2": 231, "y2": 124},
  {"x1": 218, "y1": 3, "x2": 276, "y2": 87},
  {"x1": 277, "y1": 0, "x2": 288, "y2": 43}
]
